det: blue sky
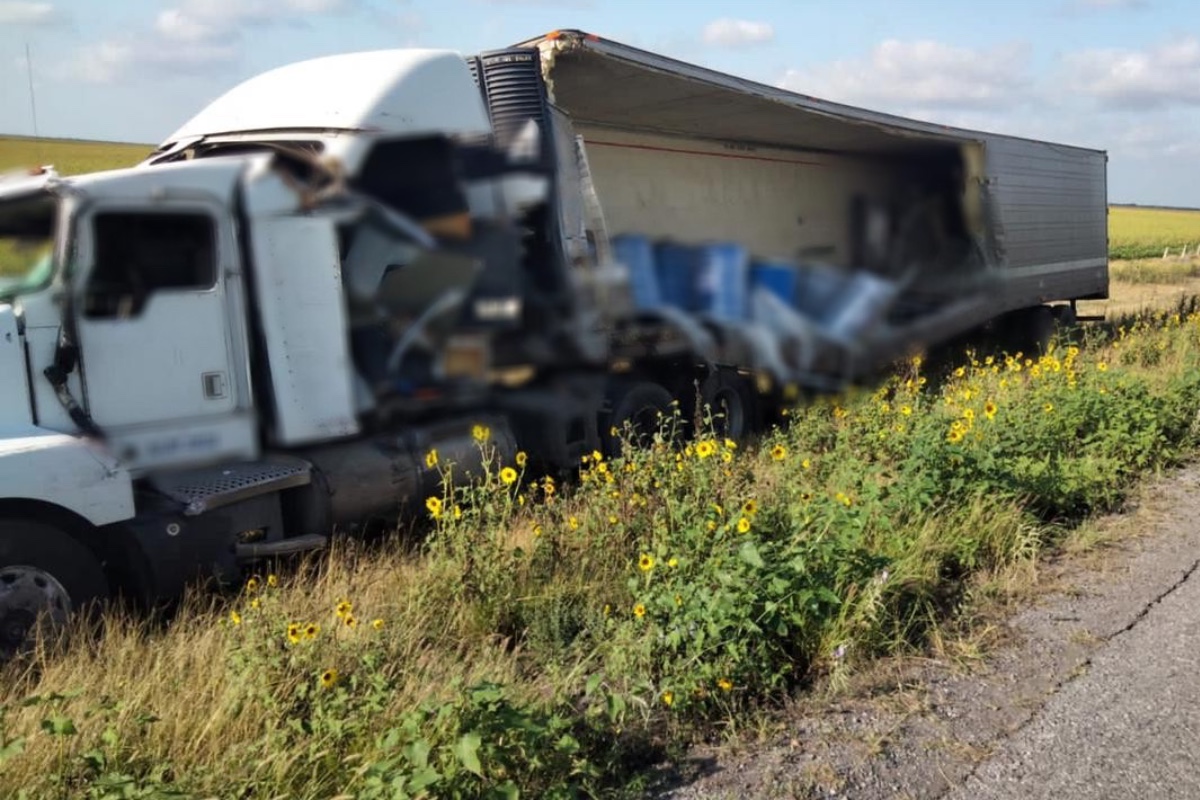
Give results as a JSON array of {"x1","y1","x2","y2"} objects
[{"x1": 1, "y1": 0, "x2": 1198, "y2": 205}]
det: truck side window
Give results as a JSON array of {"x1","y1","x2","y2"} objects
[{"x1": 84, "y1": 212, "x2": 217, "y2": 319}]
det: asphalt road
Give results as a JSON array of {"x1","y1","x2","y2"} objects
[{"x1": 947, "y1": 556, "x2": 1200, "y2": 800}]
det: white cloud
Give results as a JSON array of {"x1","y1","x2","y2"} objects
[
  {"x1": 0, "y1": 1, "x2": 62, "y2": 25},
  {"x1": 66, "y1": 0, "x2": 363, "y2": 83},
  {"x1": 701, "y1": 18, "x2": 775, "y2": 48},
  {"x1": 780, "y1": 39, "x2": 1035, "y2": 111},
  {"x1": 1066, "y1": 36, "x2": 1200, "y2": 109}
]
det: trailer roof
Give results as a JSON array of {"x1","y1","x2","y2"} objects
[{"x1": 513, "y1": 30, "x2": 1106, "y2": 158}]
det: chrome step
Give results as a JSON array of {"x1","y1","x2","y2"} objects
[{"x1": 151, "y1": 457, "x2": 312, "y2": 516}]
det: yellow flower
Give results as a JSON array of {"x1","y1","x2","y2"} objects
[
  {"x1": 229, "y1": 610, "x2": 242, "y2": 626},
  {"x1": 250, "y1": 597, "x2": 261, "y2": 610},
  {"x1": 533, "y1": 523, "x2": 544, "y2": 536},
  {"x1": 1097, "y1": 362, "x2": 1108, "y2": 372},
  {"x1": 592, "y1": 450, "x2": 603, "y2": 463},
  {"x1": 426, "y1": 496, "x2": 443, "y2": 519},
  {"x1": 515, "y1": 451, "x2": 528, "y2": 467},
  {"x1": 371, "y1": 618, "x2": 384, "y2": 631},
  {"x1": 736, "y1": 517, "x2": 751, "y2": 534},
  {"x1": 695, "y1": 440, "x2": 716, "y2": 459},
  {"x1": 543, "y1": 477, "x2": 556, "y2": 495},
  {"x1": 245, "y1": 577, "x2": 259, "y2": 594},
  {"x1": 343, "y1": 615, "x2": 358, "y2": 629},
  {"x1": 742, "y1": 499, "x2": 758, "y2": 516},
  {"x1": 633, "y1": 603, "x2": 646, "y2": 618},
  {"x1": 472, "y1": 424, "x2": 491, "y2": 443},
  {"x1": 722, "y1": 451, "x2": 733, "y2": 463},
  {"x1": 724, "y1": 438, "x2": 737, "y2": 450},
  {"x1": 319, "y1": 668, "x2": 339, "y2": 689},
  {"x1": 900, "y1": 405, "x2": 913, "y2": 416},
  {"x1": 568, "y1": 516, "x2": 580, "y2": 530},
  {"x1": 267, "y1": 574, "x2": 278, "y2": 588},
  {"x1": 638, "y1": 553, "x2": 655, "y2": 572},
  {"x1": 336, "y1": 599, "x2": 353, "y2": 618},
  {"x1": 770, "y1": 444, "x2": 787, "y2": 461},
  {"x1": 984, "y1": 400, "x2": 997, "y2": 420},
  {"x1": 453, "y1": 505, "x2": 463, "y2": 520},
  {"x1": 608, "y1": 515, "x2": 618, "y2": 525},
  {"x1": 717, "y1": 678, "x2": 733, "y2": 692},
  {"x1": 835, "y1": 492, "x2": 852, "y2": 507},
  {"x1": 947, "y1": 428, "x2": 965, "y2": 444},
  {"x1": 833, "y1": 405, "x2": 847, "y2": 420},
  {"x1": 954, "y1": 366, "x2": 965, "y2": 378},
  {"x1": 1044, "y1": 402, "x2": 1054, "y2": 413},
  {"x1": 667, "y1": 557, "x2": 678, "y2": 568},
  {"x1": 675, "y1": 594, "x2": 683, "y2": 606},
  {"x1": 963, "y1": 408, "x2": 975, "y2": 422},
  {"x1": 500, "y1": 467, "x2": 518, "y2": 485},
  {"x1": 424, "y1": 449, "x2": 438, "y2": 469},
  {"x1": 662, "y1": 691, "x2": 674, "y2": 707},
  {"x1": 801, "y1": 458, "x2": 812, "y2": 470},
  {"x1": 304, "y1": 623, "x2": 320, "y2": 639},
  {"x1": 287, "y1": 623, "x2": 302, "y2": 644}
]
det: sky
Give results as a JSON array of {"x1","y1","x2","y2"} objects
[{"x1": 1, "y1": 0, "x2": 1198, "y2": 206}]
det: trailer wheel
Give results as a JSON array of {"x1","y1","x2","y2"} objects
[
  {"x1": 602, "y1": 380, "x2": 677, "y2": 456},
  {"x1": 0, "y1": 520, "x2": 108, "y2": 660},
  {"x1": 699, "y1": 370, "x2": 754, "y2": 441}
]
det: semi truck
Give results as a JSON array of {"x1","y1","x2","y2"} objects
[{"x1": 0, "y1": 30, "x2": 1108, "y2": 656}]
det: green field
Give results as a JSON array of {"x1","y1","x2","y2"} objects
[
  {"x1": 1109, "y1": 205, "x2": 1200, "y2": 260},
  {"x1": 0, "y1": 135, "x2": 151, "y2": 177}
]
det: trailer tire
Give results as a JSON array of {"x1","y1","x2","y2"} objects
[
  {"x1": 699, "y1": 370, "x2": 754, "y2": 441},
  {"x1": 0, "y1": 520, "x2": 108, "y2": 659},
  {"x1": 602, "y1": 380, "x2": 676, "y2": 457}
]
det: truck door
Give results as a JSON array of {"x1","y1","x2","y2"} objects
[{"x1": 70, "y1": 200, "x2": 257, "y2": 470}]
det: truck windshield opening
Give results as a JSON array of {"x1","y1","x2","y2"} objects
[{"x1": 0, "y1": 192, "x2": 56, "y2": 300}]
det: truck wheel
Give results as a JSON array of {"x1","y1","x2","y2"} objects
[
  {"x1": 603, "y1": 380, "x2": 676, "y2": 456},
  {"x1": 699, "y1": 370, "x2": 754, "y2": 441},
  {"x1": 0, "y1": 520, "x2": 108, "y2": 660}
]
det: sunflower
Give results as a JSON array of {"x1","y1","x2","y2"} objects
[
  {"x1": 426, "y1": 496, "x2": 443, "y2": 518},
  {"x1": 695, "y1": 440, "x2": 716, "y2": 459},
  {"x1": 343, "y1": 615, "x2": 358, "y2": 629},
  {"x1": 736, "y1": 517, "x2": 751, "y2": 534},
  {"x1": 424, "y1": 449, "x2": 438, "y2": 469},
  {"x1": 717, "y1": 678, "x2": 733, "y2": 692},
  {"x1": 371, "y1": 618, "x2": 385, "y2": 631},
  {"x1": 336, "y1": 599, "x2": 353, "y2": 618},
  {"x1": 633, "y1": 603, "x2": 646, "y2": 618},
  {"x1": 568, "y1": 516, "x2": 580, "y2": 530},
  {"x1": 770, "y1": 444, "x2": 787, "y2": 461},
  {"x1": 638, "y1": 553, "x2": 655, "y2": 572},
  {"x1": 661, "y1": 691, "x2": 674, "y2": 707},
  {"x1": 984, "y1": 400, "x2": 997, "y2": 420},
  {"x1": 667, "y1": 557, "x2": 678, "y2": 568},
  {"x1": 304, "y1": 623, "x2": 320, "y2": 639},
  {"x1": 742, "y1": 499, "x2": 758, "y2": 516},
  {"x1": 228, "y1": 610, "x2": 242, "y2": 626},
  {"x1": 266, "y1": 574, "x2": 278, "y2": 589},
  {"x1": 286, "y1": 623, "x2": 302, "y2": 644},
  {"x1": 245, "y1": 577, "x2": 259, "y2": 594},
  {"x1": 500, "y1": 467, "x2": 518, "y2": 485},
  {"x1": 472, "y1": 424, "x2": 491, "y2": 443},
  {"x1": 319, "y1": 668, "x2": 339, "y2": 689}
]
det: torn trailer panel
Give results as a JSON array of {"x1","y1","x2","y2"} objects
[{"x1": 504, "y1": 30, "x2": 1107, "y2": 304}]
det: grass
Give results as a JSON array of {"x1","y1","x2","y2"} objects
[
  {"x1": 0, "y1": 135, "x2": 152, "y2": 177},
  {"x1": 1109, "y1": 205, "x2": 1200, "y2": 260},
  {"x1": 4, "y1": 302, "x2": 1200, "y2": 797}
]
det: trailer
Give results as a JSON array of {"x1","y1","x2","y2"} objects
[{"x1": 0, "y1": 31, "x2": 1108, "y2": 657}]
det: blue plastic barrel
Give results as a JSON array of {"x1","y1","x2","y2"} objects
[
  {"x1": 749, "y1": 259, "x2": 798, "y2": 308},
  {"x1": 611, "y1": 234, "x2": 661, "y2": 310},
  {"x1": 654, "y1": 241, "x2": 699, "y2": 311},
  {"x1": 697, "y1": 242, "x2": 750, "y2": 321},
  {"x1": 794, "y1": 263, "x2": 853, "y2": 324}
]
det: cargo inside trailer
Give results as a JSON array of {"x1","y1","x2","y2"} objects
[{"x1": 538, "y1": 40, "x2": 993, "y2": 299}]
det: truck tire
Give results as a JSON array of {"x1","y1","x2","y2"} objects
[
  {"x1": 0, "y1": 520, "x2": 108, "y2": 659},
  {"x1": 699, "y1": 370, "x2": 754, "y2": 441},
  {"x1": 602, "y1": 380, "x2": 676, "y2": 456}
]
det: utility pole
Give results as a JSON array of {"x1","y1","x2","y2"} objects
[{"x1": 26, "y1": 42, "x2": 40, "y2": 138}]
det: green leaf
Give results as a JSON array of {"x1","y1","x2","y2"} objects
[
  {"x1": 404, "y1": 739, "x2": 431, "y2": 770},
  {"x1": 0, "y1": 737, "x2": 25, "y2": 763},
  {"x1": 40, "y1": 714, "x2": 77, "y2": 737},
  {"x1": 454, "y1": 732, "x2": 483, "y2": 777},
  {"x1": 408, "y1": 766, "x2": 442, "y2": 792},
  {"x1": 738, "y1": 541, "x2": 765, "y2": 569}
]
